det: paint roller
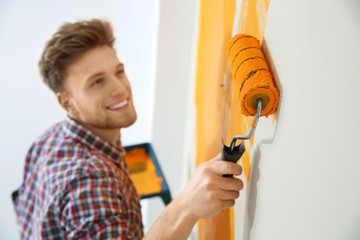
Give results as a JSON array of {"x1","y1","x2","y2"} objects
[{"x1": 221, "y1": 34, "x2": 280, "y2": 176}]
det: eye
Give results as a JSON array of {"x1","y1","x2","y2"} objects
[
  {"x1": 91, "y1": 78, "x2": 104, "y2": 87},
  {"x1": 116, "y1": 69, "x2": 125, "y2": 76}
]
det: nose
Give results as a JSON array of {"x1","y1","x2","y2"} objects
[{"x1": 109, "y1": 75, "x2": 127, "y2": 97}]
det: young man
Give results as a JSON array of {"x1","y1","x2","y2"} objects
[{"x1": 12, "y1": 19, "x2": 243, "y2": 239}]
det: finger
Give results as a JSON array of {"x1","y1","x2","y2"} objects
[
  {"x1": 210, "y1": 161, "x2": 243, "y2": 176},
  {"x1": 217, "y1": 177, "x2": 244, "y2": 191},
  {"x1": 217, "y1": 189, "x2": 240, "y2": 201},
  {"x1": 220, "y1": 200, "x2": 236, "y2": 210}
]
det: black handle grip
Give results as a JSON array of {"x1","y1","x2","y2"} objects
[{"x1": 221, "y1": 140, "x2": 245, "y2": 177}]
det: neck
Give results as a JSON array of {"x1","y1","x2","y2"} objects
[
  {"x1": 71, "y1": 118, "x2": 121, "y2": 145},
  {"x1": 86, "y1": 126, "x2": 121, "y2": 145}
]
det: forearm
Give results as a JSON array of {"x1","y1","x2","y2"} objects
[
  {"x1": 144, "y1": 196, "x2": 198, "y2": 240},
  {"x1": 144, "y1": 154, "x2": 243, "y2": 239}
]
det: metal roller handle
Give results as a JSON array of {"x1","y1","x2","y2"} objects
[{"x1": 229, "y1": 98, "x2": 263, "y2": 151}]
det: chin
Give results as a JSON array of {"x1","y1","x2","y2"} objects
[{"x1": 121, "y1": 113, "x2": 137, "y2": 128}]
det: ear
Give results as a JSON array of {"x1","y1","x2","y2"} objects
[{"x1": 56, "y1": 91, "x2": 73, "y2": 114}]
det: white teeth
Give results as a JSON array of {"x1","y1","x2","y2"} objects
[{"x1": 108, "y1": 100, "x2": 128, "y2": 110}]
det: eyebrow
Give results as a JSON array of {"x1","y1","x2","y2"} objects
[{"x1": 86, "y1": 63, "x2": 124, "y2": 83}]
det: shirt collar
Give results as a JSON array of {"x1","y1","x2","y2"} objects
[{"x1": 62, "y1": 116, "x2": 125, "y2": 161}]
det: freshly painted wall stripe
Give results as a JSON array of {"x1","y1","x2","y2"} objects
[{"x1": 194, "y1": 0, "x2": 270, "y2": 239}]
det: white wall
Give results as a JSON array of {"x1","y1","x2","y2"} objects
[
  {"x1": 236, "y1": 0, "x2": 360, "y2": 239},
  {"x1": 0, "y1": 0, "x2": 159, "y2": 238}
]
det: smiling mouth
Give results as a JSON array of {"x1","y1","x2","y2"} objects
[{"x1": 107, "y1": 99, "x2": 129, "y2": 110}]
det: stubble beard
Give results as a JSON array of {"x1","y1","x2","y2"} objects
[{"x1": 91, "y1": 108, "x2": 137, "y2": 130}]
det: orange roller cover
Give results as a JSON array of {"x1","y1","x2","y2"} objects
[{"x1": 226, "y1": 34, "x2": 280, "y2": 117}]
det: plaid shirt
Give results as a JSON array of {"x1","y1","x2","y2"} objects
[{"x1": 12, "y1": 116, "x2": 143, "y2": 239}]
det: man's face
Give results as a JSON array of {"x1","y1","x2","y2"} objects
[{"x1": 60, "y1": 45, "x2": 137, "y2": 131}]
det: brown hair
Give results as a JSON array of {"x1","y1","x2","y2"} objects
[{"x1": 39, "y1": 19, "x2": 115, "y2": 93}]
